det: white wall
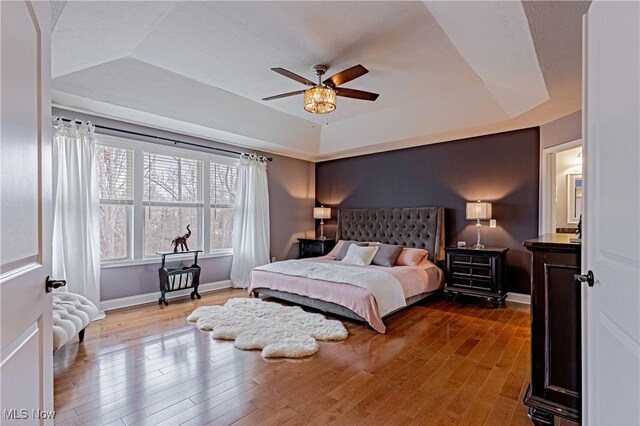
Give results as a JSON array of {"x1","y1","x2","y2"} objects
[
  {"x1": 539, "y1": 110, "x2": 582, "y2": 233},
  {"x1": 555, "y1": 146, "x2": 582, "y2": 229},
  {"x1": 540, "y1": 110, "x2": 581, "y2": 149}
]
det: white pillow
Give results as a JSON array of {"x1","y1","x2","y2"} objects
[{"x1": 341, "y1": 244, "x2": 379, "y2": 266}]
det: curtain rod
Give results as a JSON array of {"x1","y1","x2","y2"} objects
[{"x1": 55, "y1": 117, "x2": 273, "y2": 162}]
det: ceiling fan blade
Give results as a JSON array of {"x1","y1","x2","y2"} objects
[
  {"x1": 271, "y1": 68, "x2": 316, "y2": 86},
  {"x1": 335, "y1": 87, "x2": 379, "y2": 101},
  {"x1": 323, "y1": 64, "x2": 369, "y2": 87},
  {"x1": 262, "y1": 90, "x2": 306, "y2": 101}
]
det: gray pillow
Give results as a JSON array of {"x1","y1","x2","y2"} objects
[
  {"x1": 371, "y1": 244, "x2": 403, "y2": 267},
  {"x1": 335, "y1": 241, "x2": 368, "y2": 261}
]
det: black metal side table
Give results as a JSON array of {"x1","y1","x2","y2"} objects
[{"x1": 157, "y1": 250, "x2": 203, "y2": 306}]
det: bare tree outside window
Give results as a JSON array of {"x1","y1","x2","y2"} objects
[
  {"x1": 210, "y1": 163, "x2": 237, "y2": 250},
  {"x1": 144, "y1": 152, "x2": 203, "y2": 255},
  {"x1": 96, "y1": 139, "x2": 238, "y2": 262},
  {"x1": 97, "y1": 145, "x2": 133, "y2": 260}
]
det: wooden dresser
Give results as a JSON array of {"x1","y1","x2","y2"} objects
[{"x1": 523, "y1": 234, "x2": 581, "y2": 425}]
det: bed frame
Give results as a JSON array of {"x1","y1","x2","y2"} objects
[{"x1": 253, "y1": 207, "x2": 446, "y2": 323}]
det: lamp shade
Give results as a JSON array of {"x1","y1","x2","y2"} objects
[
  {"x1": 313, "y1": 206, "x2": 331, "y2": 220},
  {"x1": 466, "y1": 201, "x2": 492, "y2": 220},
  {"x1": 304, "y1": 87, "x2": 336, "y2": 114}
]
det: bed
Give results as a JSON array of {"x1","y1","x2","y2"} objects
[{"x1": 248, "y1": 207, "x2": 445, "y2": 333}]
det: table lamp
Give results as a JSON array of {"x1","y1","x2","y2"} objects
[
  {"x1": 313, "y1": 206, "x2": 331, "y2": 240},
  {"x1": 466, "y1": 200, "x2": 492, "y2": 249}
]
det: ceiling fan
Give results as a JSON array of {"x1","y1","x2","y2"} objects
[{"x1": 262, "y1": 64, "x2": 379, "y2": 114}]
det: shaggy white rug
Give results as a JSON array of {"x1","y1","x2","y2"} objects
[{"x1": 187, "y1": 298, "x2": 348, "y2": 358}]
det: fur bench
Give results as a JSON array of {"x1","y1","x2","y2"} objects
[{"x1": 53, "y1": 293, "x2": 99, "y2": 352}]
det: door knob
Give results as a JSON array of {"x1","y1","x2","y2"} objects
[
  {"x1": 575, "y1": 270, "x2": 595, "y2": 287},
  {"x1": 45, "y1": 276, "x2": 66, "y2": 292}
]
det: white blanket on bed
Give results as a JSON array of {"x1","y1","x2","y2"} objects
[{"x1": 254, "y1": 260, "x2": 406, "y2": 316}]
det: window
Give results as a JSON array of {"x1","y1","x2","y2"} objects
[
  {"x1": 210, "y1": 162, "x2": 237, "y2": 251},
  {"x1": 97, "y1": 144, "x2": 133, "y2": 260},
  {"x1": 143, "y1": 152, "x2": 203, "y2": 256},
  {"x1": 96, "y1": 134, "x2": 238, "y2": 264}
]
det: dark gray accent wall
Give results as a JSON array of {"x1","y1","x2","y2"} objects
[
  {"x1": 53, "y1": 108, "x2": 315, "y2": 301},
  {"x1": 316, "y1": 127, "x2": 540, "y2": 294}
]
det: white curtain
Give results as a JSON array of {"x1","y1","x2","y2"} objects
[
  {"x1": 230, "y1": 155, "x2": 270, "y2": 288},
  {"x1": 52, "y1": 118, "x2": 102, "y2": 313}
]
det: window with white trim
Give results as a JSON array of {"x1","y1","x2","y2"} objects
[
  {"x1": 97, "y1": 144, "x2": 134, "y2": 260},
  {"x1": 143, "y1": 152, "x2": 204, "y2": 256},
  {"x1": 95, "y1": 135, "x2": 239, "y2": 264},
  {"x1": 210, "y1": 162, "x2": 237, "y2": 251}
]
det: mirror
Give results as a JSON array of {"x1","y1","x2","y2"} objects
[{"x1": 567, "y1": 173, "x2": 583, "y2": 224}]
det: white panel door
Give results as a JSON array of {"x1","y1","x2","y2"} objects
[
  {"x1": 0, "y1": 1, "x2": 54, "y2": 424},
  {"x1": 583, "y1": 1, "x2": 640, "y2": 424}
]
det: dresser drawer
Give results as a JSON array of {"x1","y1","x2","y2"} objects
[
  {"x1": 469, "y1": 278, "x2": 495, "y2": 291},
  {"x1": 298, "y1": 239, "x2": 335, "y2": 259},
  {"x1": 451, "y1": 265, "x2": 493, "y2": 279},
  {"x1": 451, "y1": 253, "x2": 493, "y2": 266},
  {"x1": 449, "y1": 276, "x2": 496, "y2": 291},
  {"x1": 300, "y1": 242, "x2": 323, "y2": 253}
]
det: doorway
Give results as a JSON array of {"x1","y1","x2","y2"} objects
[{"x1": 540, "y1": 139, "x2": 584, "y2": 235}]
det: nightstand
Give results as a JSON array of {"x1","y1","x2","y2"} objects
[
  {"x1": 297, "y1": 238, "x2": 336, "y2": 258},
  {"x1": 444, "y1": 246, "x2": 508, "y2": 307}
]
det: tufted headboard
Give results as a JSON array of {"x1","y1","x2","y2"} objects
[{"x1": 335, "y1": 207, "x2": 445, "y2": 264}]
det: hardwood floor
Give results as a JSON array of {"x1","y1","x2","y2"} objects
[{"x1": 53, "y1": 289, "x2": 534, "y2": 426}]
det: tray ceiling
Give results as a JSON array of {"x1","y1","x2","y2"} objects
[{"x1": 51, "y1": 1, "x2": 590, "y2": 161}]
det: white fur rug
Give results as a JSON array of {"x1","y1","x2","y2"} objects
[{"x1": 187, "y1": 298, "x2": 348, "y2": 358}]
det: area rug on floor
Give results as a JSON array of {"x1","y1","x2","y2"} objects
[{"x1": 187, "y1": 297, "x2": 348, "y2": 358}]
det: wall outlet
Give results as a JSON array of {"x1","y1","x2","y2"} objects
[
  {"x1": 271, "y1": 257, "x2": 276, "y2": 263},
  {"x1": 489, "y1": 219, "x2": 497, "y2": 228}
]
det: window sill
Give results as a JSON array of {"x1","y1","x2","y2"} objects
[{"x1": 100, "y1": 250, "x2": 233, "y2": 269}]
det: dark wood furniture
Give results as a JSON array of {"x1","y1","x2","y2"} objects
[
  {"x1": 523, "y1": 234, "x2": 581, "y2": 425},
  {"x1": 157, "y1": 250, "x2": 203, "y2": 306},
  {"x1": 297, "y1": 238, "x2": 335, "y2": 258},
  {"x1": 444, "y1": 246, "x2": 508, "y2": 308}
]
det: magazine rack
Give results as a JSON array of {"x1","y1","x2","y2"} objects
[{"x1": 156, "y1": 250, "x2": 203, "y2": 306}]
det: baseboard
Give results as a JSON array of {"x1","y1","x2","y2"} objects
[
  {"x1": 100, "y1": 282, "x2": 529, "y2": 311},
  {"x1": 101, "y1": 280, "x2": 233, "y2": 312},
  {"x1": 506, "y1": 292, "x2": 531, "y2": 305}
]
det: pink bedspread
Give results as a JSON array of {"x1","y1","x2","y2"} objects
[{"x1": 247, "y1": 257, "x2": 443, "y2": 333}]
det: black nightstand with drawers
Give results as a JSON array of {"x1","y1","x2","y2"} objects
[
  {"x1": 297, "y1": 238, "x2": 336, "y2": 259},
  {"x1": 444, "y1": 246, "x2": 508, "y2": 307}
]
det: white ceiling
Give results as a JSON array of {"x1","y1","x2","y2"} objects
[{"x1": 51, "y1": 1, "x2": 590, "y2": 161}]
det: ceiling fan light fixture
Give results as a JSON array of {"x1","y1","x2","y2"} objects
[
  {"x1": 303, "y1": 86, "x2": 336, "y2": 114},
  {"x1": 265, "y1": 63, "x2": 376, "y2": 111}
]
